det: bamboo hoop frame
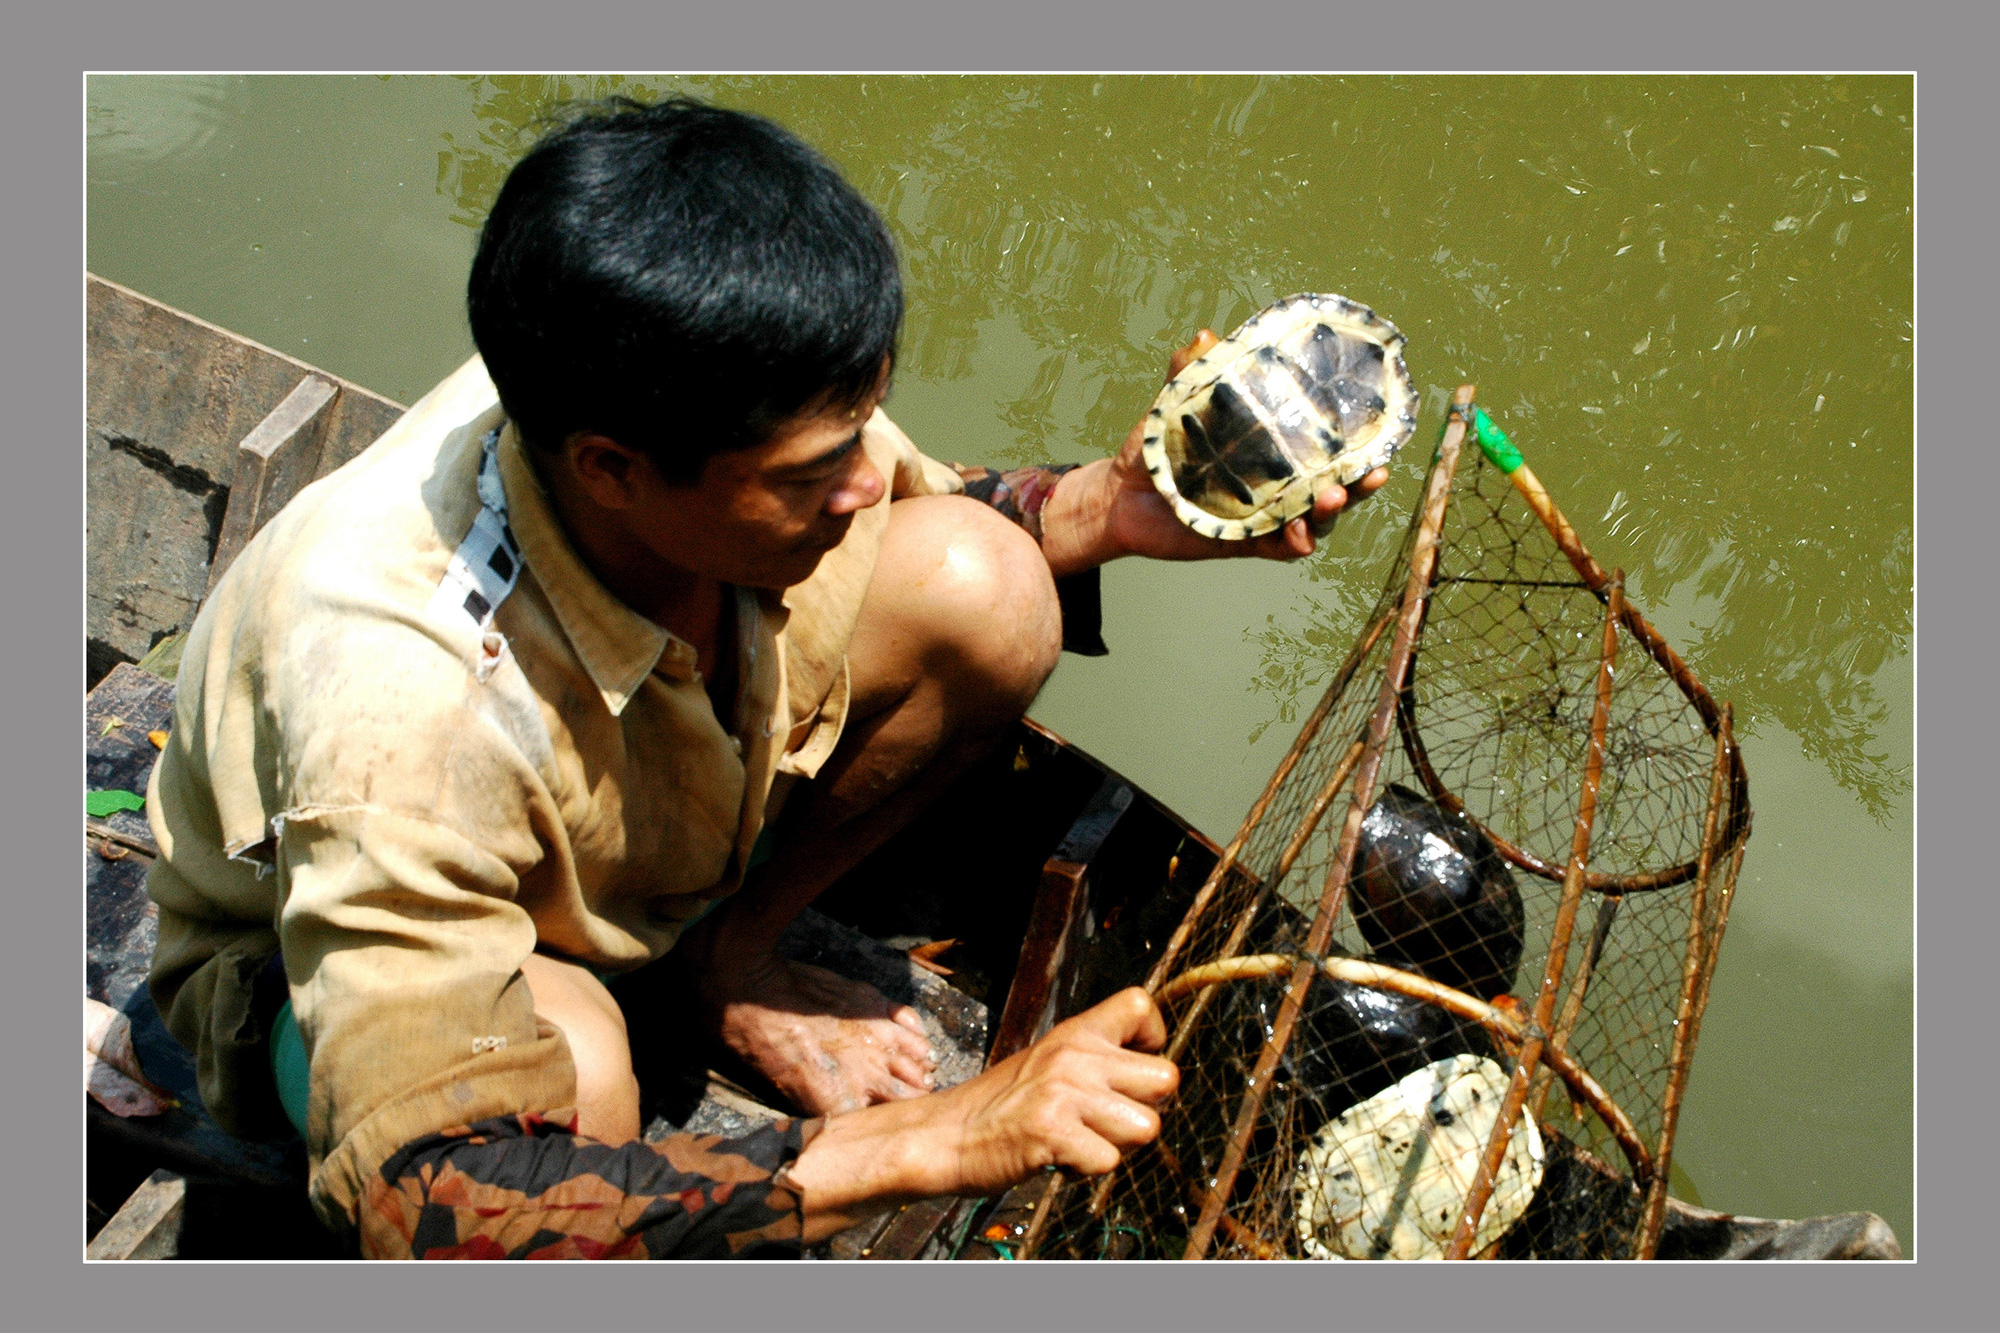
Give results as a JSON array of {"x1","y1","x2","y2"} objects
[
  {"x1": 1398, "y1": 679, "x2": 1703, "y2": 896},
  {"x1": 1393, "y1": 452, "x2": 1745, "y2": 893}
]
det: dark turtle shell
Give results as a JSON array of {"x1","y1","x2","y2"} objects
[
  {"x1": 1351, "y1": 783, "x2": 1526, "y2": 1000},
  {"x1": 1141, "y1": 292, "x2": 1418, "y2": 540}
]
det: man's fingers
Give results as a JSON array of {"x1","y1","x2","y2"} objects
[
  {"x1": 1074, "y1": 1088, "x2": 1164, "y2": 1151},
  {"x1": 1166, "y1": 329, "x2": 1221, "y2": 382},
  {"x1": 1251, "y1": 516, "x2": 1316, "y2": 561},
  {"x1": 1098, "y1": 1045, "x2": 1180, "y2": 1104},
  {"x1": 1252, "y1": 469, "x2": 1393, "y2": 562},
  {"x1": 1055, "y1": 1128, "x2": 1126, "y2": 1178},
  {"x1": 1062, "y1": 986, "x2": 1169, "y2": 1053}
]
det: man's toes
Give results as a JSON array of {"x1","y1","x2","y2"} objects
[
  {"x1": 870, "y1": 1067, "x2": 931, "y2": 1103},
  {"x1": 889, "y1": 1003, "x2": 928, "y2": 1037},
  {"x1": 883, "y1": 1021, "x2": 935, "y2": 1067},
  {"x1": 888, "y1": 1052, "x2": 935, "y2": 1091}
]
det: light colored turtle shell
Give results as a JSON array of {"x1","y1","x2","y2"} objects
[
  {"x1": 1292, "y1": 1054, "x2": 1545, "y2": 1261},
  {"x1": 1141, "y1": 293, "x2": 1418, "y2": 540}
]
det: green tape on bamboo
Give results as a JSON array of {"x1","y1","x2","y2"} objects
[{"x1": 1471, "y1": 407, "x2": 1524, "y2": 474}]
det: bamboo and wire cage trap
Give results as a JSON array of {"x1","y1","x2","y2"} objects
[{"x1": 1023, "y1": 386, "x2": 1751, "y2": 1261}]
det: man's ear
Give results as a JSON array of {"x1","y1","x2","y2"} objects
[{"x1": 565, "y1": 432, "x2": 649, "y2": 510}]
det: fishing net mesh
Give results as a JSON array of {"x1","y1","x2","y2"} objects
[{"x1": 1028, "y1": 398, "x2": 1749, "y2": 1261}]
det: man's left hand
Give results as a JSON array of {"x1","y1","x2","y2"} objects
[{"x1": 1038, "y1": 330, "x2": 1391, "y2": 579}]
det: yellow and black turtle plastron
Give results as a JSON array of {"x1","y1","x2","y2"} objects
[{"x1": 358, "y1": 1113, "x2": 821, "y2": 1259}]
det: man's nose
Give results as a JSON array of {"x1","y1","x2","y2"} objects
[{"x1": 826, "y1": 453, "x2": 886, "y2": 516}]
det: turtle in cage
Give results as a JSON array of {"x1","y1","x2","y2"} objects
[{"x1": 1351, "y1": 782, "x2": 1527, "y2": 1002}]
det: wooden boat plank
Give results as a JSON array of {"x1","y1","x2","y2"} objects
[
  {"x1": 87, "y1": 663, "x2": 174, "y2": 1012},
  {"x1": 205, "y1": 372, "x2": 340, "y2": 593},
  {"x1": 86, "y1": 1168, "x2": 186, "y2": 1260},
  {"x1": 86, "y1": 275, "x2": 404, "y2": 479},
  {"x1": 1656, "y1": 1200, "x2": 1901, "y2": 1261},
  {"x1": 86, "y1": 274, "x2": 405, "y2": 684},
  {"x1": 986, "y1": 774, "x2": 1134, "y2": 1065},
  {"x1": 85, "y1": 664, "x2": 172, "y2": 833}
]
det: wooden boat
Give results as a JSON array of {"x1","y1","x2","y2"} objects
[{"x1": 82, "y1": 275, "x2": 1900, "y2": 1261}]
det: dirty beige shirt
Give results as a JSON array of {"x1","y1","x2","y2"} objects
[{"x1": 145, "y1": 355, "x2": 967, "y2": 1229}]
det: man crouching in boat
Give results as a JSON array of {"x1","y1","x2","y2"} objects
[{"x1": 143, "y1": 97, "x2": 1385, "y2": 1258}]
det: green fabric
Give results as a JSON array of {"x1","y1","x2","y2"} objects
[
  {"x1": 271, "y1": 998, "x2": 310, "y2": 1140},
  {"x1": 1470, "y1": 406, "x2": 1525, "y2": 474},
  {"x1": 86, "y1": 789, "x2": 146, "y2": 817},
  {"x1": 747, "y1": 820, "x2": 780, "y2": 872}
]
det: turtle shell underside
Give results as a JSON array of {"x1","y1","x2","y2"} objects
[{"x1": 1142, "y1": 294, "x2": 1418, "y2": 540}]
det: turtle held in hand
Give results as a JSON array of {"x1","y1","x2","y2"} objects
[{"x1": 1140, "y1": 293, "x2": 1418, "y2": 540}]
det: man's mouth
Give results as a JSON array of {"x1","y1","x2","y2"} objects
[{"x1": 801, "y1": 516, "x2": 853, "y2": 555}]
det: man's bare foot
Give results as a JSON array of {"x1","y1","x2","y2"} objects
[{"x1": 699, "y1": 951, "x2": 939, "y2": 1115}]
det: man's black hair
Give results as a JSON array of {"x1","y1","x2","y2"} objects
[{"x1": 467, "y1": 97, "x2": 903, "y2": 481}]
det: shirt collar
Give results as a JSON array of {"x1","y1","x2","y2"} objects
[{"x1": 495, "y1": 423, "x2": 685, "y2": 716}]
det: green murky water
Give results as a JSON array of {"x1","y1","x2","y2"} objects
[{"x1": 87, "y1": 74, "x2": 1913, "y2": 1250}]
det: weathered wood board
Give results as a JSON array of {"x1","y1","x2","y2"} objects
[
  {"x1": 86, "y1": 275, "x2": 407, "y2": 685},
  {"x1": 86, "y1": 1170, "x2": 187, "y2": 1260}
]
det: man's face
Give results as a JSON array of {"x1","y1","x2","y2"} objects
[{"x1": 618, "y1": 386, "x2": 891, "y2": 591}]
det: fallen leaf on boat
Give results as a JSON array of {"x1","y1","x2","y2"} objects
[
  {"x1": 87, "y1": 790, "x2": 146, "y2": 818},
  {"x1": 907, "y1": 938, "x2": 959, "y2": 976},
  {"x1": 99, "y1": 716, "x2": 126, "y2": 736},
  {"x1": 148, "y1": 730, "x2": 169, "y2": 749},
  {"x1": 85, "y1": 996, "x2": 176, "y2": 1117}
]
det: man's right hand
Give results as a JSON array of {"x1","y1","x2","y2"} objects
[{"x1": 783, "y1": 987, "x2": 1179, "y2": 1238}]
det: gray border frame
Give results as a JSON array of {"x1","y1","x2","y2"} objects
[{"x1": 30, "y1": 0, "x2": 1973, "y2": 1324}]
